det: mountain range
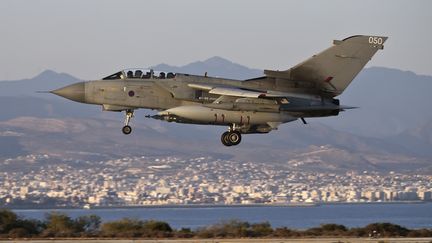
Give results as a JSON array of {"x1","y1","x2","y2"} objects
[{"x1": 0, "y1": 57, "x2": 431, "y2": 173}]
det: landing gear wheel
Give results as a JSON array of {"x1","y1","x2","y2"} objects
[
  {"x1": 228, "y1": 131, "x2": 241, "y2": 146},
  {"x1": 221, "y1": 131, "x2": 242, "y2": 146},
  {"x1": 221, "y1": 131, "x2": 232, "y2": 146},
  {"x1": 122, "y1": 125, "x2": 132, "y2": 135},
  {"x1": 122, "y1": 109, "x2": 134, "y2": 135}
]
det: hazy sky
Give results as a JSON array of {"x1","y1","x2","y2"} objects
[{"x1": 1, "y1": 0, "x2": 431, "y2": 80}]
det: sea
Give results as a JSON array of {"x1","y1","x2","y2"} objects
[{"x1": 12, "y1": 203, "x2": 432, "y2": 230}]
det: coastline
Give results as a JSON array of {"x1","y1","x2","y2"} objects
[
  {"x1": 6, "y1": 200, "x2": 428, "y2": 210},
  {"x1": 7, "y1": 203, "x2": 432, "y2": 230}
]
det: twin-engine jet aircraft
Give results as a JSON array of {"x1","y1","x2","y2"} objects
[{"x1": 51, "y1": 35, "x2": 387, "y2": 146}]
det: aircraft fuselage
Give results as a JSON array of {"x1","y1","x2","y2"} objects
[{"x1": 51, "y1": 35, "x2": 387, "y2": 146}]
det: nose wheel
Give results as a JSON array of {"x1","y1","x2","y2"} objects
[
  {"x1": 122, "y1": 125, "x2": 132, "y2": 135},
  {"x1": 221, "y1": 131, "x2": 242, "y2": 146},
  {"x1": 122, "y1": 110, "x2": 134, "y2": 135}
]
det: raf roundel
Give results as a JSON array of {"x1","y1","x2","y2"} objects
[{"x1": 128, "y1": 90, "x2": 135, "y2": 97}]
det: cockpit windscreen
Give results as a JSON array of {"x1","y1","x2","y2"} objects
[{"x1": 102, "y1": 69, "x2": 176, "y2": 80}]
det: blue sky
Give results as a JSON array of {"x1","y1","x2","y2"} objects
[{"x1": 1, "y1": 0, "x2": 431, "y2": 80}]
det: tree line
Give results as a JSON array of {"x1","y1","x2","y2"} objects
[{"x1": 1, "y1": 209, "x2": 431, "y2": 238}]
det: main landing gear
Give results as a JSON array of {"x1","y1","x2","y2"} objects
[
  {"x1": 221, "y1": 124, "x2": 242, "y2": 146},
  {"x1": 122, "y1": 109, "x2": 134, "y2": 135}
]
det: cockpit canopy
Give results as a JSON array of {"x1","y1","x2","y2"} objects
[{"x1": 102, "y1": 69, "x2": 176, "y2": 80}]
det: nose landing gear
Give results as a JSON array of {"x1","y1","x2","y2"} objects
[
  {"x1": 122, "y1": 109, "x2": 134, "y2": 135},
  {"x1": 221, "y1": 124, "x2": 242, "y2": 146}
]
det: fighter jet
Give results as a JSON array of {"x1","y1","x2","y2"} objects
[{"x1": 51, "y1": 35, "x2": 387, "y2": 146}]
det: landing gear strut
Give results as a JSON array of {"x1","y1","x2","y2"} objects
[
  {"x1": 221, "y1": 124, "x2": 242, "y2": 146},
  {"x1": 122, "y1": 109, "x2": 134, "y2": 135}
]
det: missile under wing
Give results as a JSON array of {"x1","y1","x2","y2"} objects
[{"x1": 51, "y1": 35, "x2": 387, "y2": 146}]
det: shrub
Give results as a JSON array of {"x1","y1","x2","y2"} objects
[
  {"x1": 250, "y1": 222, "x2": 273, "y2": 237},
  {"x1": 42, "y1": 212, "x2": 78, "y2": 237},
  {"x1": 407, "y1": 228, "x2": 432, "y2": 237},
  {"x1": 272, "y1": 227, "x2": 300, "y2": 237},
  {"x1": 194, "y1": 220, "x2": 274, "y2": 238},
  {"x1": 362, "y1": 222, "x2": 410, "y2": 237},
  {"x1": 100, "y1": 218, "x2": 173, "y2": 238},
  {"x1": 176, "y1": 227, "x2": 193, "y2": 238},
  {"x1": 75, "y1": 214, "x2": 101, "y2": 236},
  {"x1": 0, "y1": 209, "x2": 42, "y2": 237},
  {"x1": 0, "y1": 209, "x2": 18, "y2": 234},
  {"x1": 101, "y1": 218, "x2": 143, "y2": 237}
]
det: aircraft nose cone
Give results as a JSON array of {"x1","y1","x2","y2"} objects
[{"x1": 51, "y1": 82, "x2": 86, "y2": 103}]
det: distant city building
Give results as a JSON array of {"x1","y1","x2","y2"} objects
[{"x1": 0, "y1": 155, "x2": 431, "y2": 207}]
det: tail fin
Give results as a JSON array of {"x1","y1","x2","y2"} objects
[{"x1": 266, "y1": 35, "x2": 388, "y2": 96}]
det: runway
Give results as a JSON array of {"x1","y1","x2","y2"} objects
[{"x1": 3, "y1": 238, "x2": 432, "y2": 243}]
